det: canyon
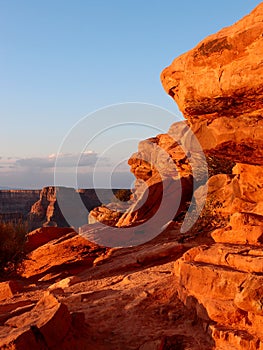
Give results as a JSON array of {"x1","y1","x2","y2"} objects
[
  {"x1": 0, "y1": 3, "x2": 263, "y2": 349},
  {"x1": 0, "y1": 187, "x2": 122, "y2": 229}
]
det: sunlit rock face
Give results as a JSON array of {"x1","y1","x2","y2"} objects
[
  {"x1": 161, "y1": 3, "x2": 263, "y2": 165},
  {"x1": 161, "y1": 3, "x2": 263, "y2": 349}
]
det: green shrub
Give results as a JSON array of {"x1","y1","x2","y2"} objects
[{"x1": 0, "y1": 221, "x2": 28, "y2": 272}]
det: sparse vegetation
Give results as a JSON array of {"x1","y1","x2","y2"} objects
[
  {"x1": 206, "y1": 154, "x2": 235, "y2": 177},
  {"x1": 182, "y1": 154, "x2": 234, "y2": 233},
  {"x1": 186, "y1": 198, "x2": 230, "y2": 234},
  {"x1": 195, "y1": 154, "x2": 235, "y2": 185},
  {"x1": 0, "y1": 220, "x2": 29, "y2": 273},
  {"x1": 112, "y1": 189, "x2": 132, "y2": 203}
]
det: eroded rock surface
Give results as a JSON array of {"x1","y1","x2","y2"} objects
[
  {"x1": 89, "y1": 123, "x2": 200, "y2": 232},
  {"x1": 20, "y1": 229, "x2": 107, "y2": 280},
  {"x1": 0, "y1": 225, "x2": 213, "y2": 349},
  {"x1": 161, "y1": 3, "x2": 263, "y2": 166},
  {"x1": 161, "y1": 3, "x2": 263, "y2": 349}
]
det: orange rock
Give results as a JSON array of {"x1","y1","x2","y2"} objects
[
  {"x1": 89, "y1": 122, "x2": 196, "y2": 230},
  {"x1": 88, "y1": 202, "x2": 127, "y2": 226},
  {"x1": 25, "y1": 227, "x2": 76, "y2": 253},
  {"x1": 174, "y1": 244, "x2": 263, "y2": 346},
  {"x1": 2, "y1": 293, "x2": 71, "y2": 349},
  {"x1": 21, "y1": 232, "x2": 106, "y2": 279},
  {"x1": 161, "y1": 3, "x2": 263, "y2": 122},
  {"x1": 161, "y1": 3, "x2": 263, "y2": 165},
  {"x1": 212, "y1": 212, "x2": 263, "y2": 245},
  {"x1": 0, "y1": 281, "x2": 21, "y2": 302},
  {"x1": 209, "y1": 324, "x2": 261, "y2": 350},
  {"x1": 234, "y1": 276, "x2": 263, "y2": 316},
  {"x1": 48, "y1": 276, "x2": 81, "y2": 292},
  {"x1": 116, "y1": 175, "x2": 193, "y2": 228}
]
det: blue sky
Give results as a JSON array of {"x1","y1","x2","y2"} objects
[{"x1": 0, "y1": 0, "x2": 261, "y2": 188}]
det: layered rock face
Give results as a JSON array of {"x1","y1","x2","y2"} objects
[
  {"x1": 0, "y1": 190, "x2": 40, "y2": 223},
  {"x1": 0, "y1": 187, "x2": 123, "y2": 229},
  {"x1": 161, "y1": 3, "x2": 263, "y2": 164},
  {"x1": 161, "y1": 2, "x2": 263, "y2": 348},
  {"x1": 1, "y1": 4, "x2": 263, "y2": 350}
]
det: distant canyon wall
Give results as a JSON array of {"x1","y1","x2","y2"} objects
[
  {"x1": 0, "y1": 187, "x2": 120, "y2": 229},
  {"x1": 0, "y1": 190, "x2": 40, "y2": 223}
]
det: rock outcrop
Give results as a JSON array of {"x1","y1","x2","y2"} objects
[
  {"x1": 161, "y1": 2, "x2": 263, "y2": 348},
  {"x1": 161, "y1": 3, "x2": 263, "y2": 165},
  {"x1": 0, "y1": 281, "x2": 22, "y2": 302},
  {"x1": 0, "y1": 187, "x2": 124, "y2": 229},
  {"x1": 0, "y1": 292, "x2": 77, "y2": 349},
  {"x1": 20, "y1": 227, "x2": 107, "y2": 280},
  {"x1": 24, "y1": 227, "x2": 75, "y2": 253},
  {"x1": 88, "y1": 124, "x2": 200, "y2": 233}
]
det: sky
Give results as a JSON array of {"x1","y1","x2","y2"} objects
[{"x1": 0, "y1": 0, "x2": 262, "y2": 189}]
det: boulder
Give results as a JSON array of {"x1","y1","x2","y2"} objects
[
  {"x1": 0, "y1": 281, "x2": 22, "y2": 302},
  {"x1": 161, "y1": 3, "x2": 263, "y2": 122},
  {"x1": 88, "y1": 203, "x2": 127, "y2": 226},
  {"x1": 1, "y1": 293, "x2": 71, "y2": 349},
  {"x1": 174, "y1": 244, "x2": 263, "y2": 346},
  {"x1": 21, "y1": 232, "x2": 106, "y2": 279},
  {"x1": 48, "y1": 276, "x2": 81, "y2": 292},
  {"x1": 25, "y1": 227, "x2": 75, "y2": 253}
]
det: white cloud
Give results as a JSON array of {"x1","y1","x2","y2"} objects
[
  {"x1": 0, "y1": 153, "x2": 134, "y2": 189},
  {"x1": 0, "y1": 152, "x2": 99, "y2": 169}
]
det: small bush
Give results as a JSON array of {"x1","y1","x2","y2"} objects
[
  {"x1": 112, "y1": 189, "x2": 132, "y2": 203},
  {"x1": 185, "y1": 198, "x2": 229, "y2": 234},
  {"x1": 0, "y1": 221, "x2": 28, "y2": 272},
  {"x1": 206, "y1": 154, "x2": 235, "y2": 178},
  {"x1": 195, "y1": 154, "x2": 235, "y2": 185}
]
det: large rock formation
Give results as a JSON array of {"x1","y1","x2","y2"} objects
[
  {"x1": 161, "y1": 3, "x2": 263, "y2": 164},
  {"x1": 20, "y1": 227, "x2": 107, "y2": 279},
  {"x1": 88, "y1": 125, "x2": 199, "y2": 235},
  {"x1": 161, "y1": 2, "x2": 263, "y2": 348}
]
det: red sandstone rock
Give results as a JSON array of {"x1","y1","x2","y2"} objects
[
  {"x1": 161, "y1": 3, "x2": 263, "y2": 122},
  {"x1": 48, "y1": 276, "x2": 81, "y2": 292},
  {"x1": 25, "y1": 227, "x2": 75, "y2": 253},
  {"x1": 20, "y1": 232, "x2": 106, "y2": 279},
  {"x1": 1, "y1": 293, "x2": 71, "y2": 349},
  {"x1": 234, "y1": 276, "x2": 263, "y2": 316},
  {"x1": 0, "y1": 281, "x2": 22, "y2": 302},
  {"x1": 174, "y1": 243, "x2": 263, "y2": 348},
  {"x1": 161, "y1": 3, "x2": 263, "y2": 166},
  {"x1": 88, "y1": 202, "x2": 128, "y2": 226},
  {"x1": 0, "y1": 4, "x2": 263, "y2": 350}
]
